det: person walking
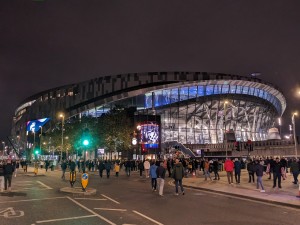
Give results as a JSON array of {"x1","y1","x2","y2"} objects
[
  {"x1": 4, "y1": 159, "x2": 14, "y2": 192},
  {"x1": 203, "y1": 158, "x2": 212, "y2": 181},
  {"x1": 172, "y1": 158, "x2": 185, "y2": 195},
  {"x1": 105, "y1": 160, "x2": 112, "y2": 179},
  {"x1": 0, "y1": 161, "x2": 4, "y2": 192},
  {"x1": 247, "y1": 159, "x2": 255, "y2": 183},
  {"x1": 234, "y1": 158, "x2": 242, "y2": 184},
  {"x1": 98, "y1": 160, "x2": 105, "y2": 178},
  {"x1": 125, "y1": 160, "x2": 131, "y2": 177},
  {"x1": 254, "y1": 159, "x2": 265, "y2": 192},
  {"x1": 138, "y1": 160, "x2": 144, "y2": 177},
  {"x1": 212, "y1": 159, "x2": 220, "y2": 180},
  {"x1": 290, "y1": 158, "x2": 299, "y2": 184},
  {"x1": 149, "y1": 161, "x2": 158, "y2": 191},
  {"x1": 144, "y1": 160, "x2": 150, "y2": 178},
  {"x1": 156, "y1": 162, "x2": 166, "y2": 196},
  {"x1": 224, "y1": 158, "x2": 234, "y2": 184},
  {"x1": 273, "y1": 157, "x2": 282, "y2": 188},
  {"x1": 61, "y1": 160, "x2": 67, "y2": 180},
  {"x1": 114, "y1": 163, "x2": 120, "y2": 177}
]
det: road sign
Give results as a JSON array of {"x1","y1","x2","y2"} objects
[{"x1": 81, "y1": 173, "x2": 89, "y2": 191}]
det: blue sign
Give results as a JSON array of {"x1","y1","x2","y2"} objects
[{"x1": 26, "y1": 118, "x2": 50, "y2": 132}]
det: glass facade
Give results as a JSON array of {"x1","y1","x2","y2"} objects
[{"x1": 144, "y1": 84, "x2": 279, "y2": 144}]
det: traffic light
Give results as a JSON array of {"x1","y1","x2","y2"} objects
[
  {"x1": 83, "y1": 139, "x2": 89, "y2": 146},
  {"x1": 34, "y1": 147, "x2": 40, "y2": 155},
  {"x1": 82, "y1": 128, "x2": 91, "y2": 146}
]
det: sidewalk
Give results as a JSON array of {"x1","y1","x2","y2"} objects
[{"x1": 183, "y1": 169, "x2": 300, "y2": 209}]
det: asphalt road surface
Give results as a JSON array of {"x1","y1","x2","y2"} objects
[{"x1": 0, "y1": 168, "x2": 299, "y2": 225}]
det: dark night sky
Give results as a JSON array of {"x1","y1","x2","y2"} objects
[{"x1": 1, "y1": 0, "x2": 300, "y2": 142}]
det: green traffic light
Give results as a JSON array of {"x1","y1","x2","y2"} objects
[
  {"x1": 83, "y1": 139, "x2": 89, "y2": 146},
  {"x1": 35, "y1": 150, "x2": 39, "y2": 154}
]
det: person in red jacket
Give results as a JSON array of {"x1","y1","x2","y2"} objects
[{"x1": 224, "y1": 158, "x2": 234, "y2": 184}]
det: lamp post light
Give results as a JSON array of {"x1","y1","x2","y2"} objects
[
  {"x1": 39, "y1": 126, "x2": 43, "y2": 155},
  {"x1": 136, "y1": 125, "x2": 141, "y2": 158},
  {"x1": 224, "y1": 101, "x2": 228, "y2": 158},
  {"x1": 278, "y1": 117, "x2": 282, "y2": 139},
  {"x1": 292, "y1": 112, "x2": 298, "y2": 158},
  {"x1": 59, "y1": 113, "x2": 65, "y2": 162}
]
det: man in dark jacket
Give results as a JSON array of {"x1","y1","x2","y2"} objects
[
  {"x1": 172, "y1": 158, "x2": 185, "y2": 195},
  {"x1": 254, "y1": 160, "x2": 265, "y2": 192},
  {"x1": 289, "y1": 158, "x2": 299, "y2": 184},
  {"x1": 273, "y1": 157, "x2": 282, "y2": 188},
  {"x1": 234, "y1": 158, "x2": 242, "y2": 184},
  {"x1": 4, "y1": 159, "x2": 14, "y2": 192}
]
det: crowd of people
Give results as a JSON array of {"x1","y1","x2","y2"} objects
[{"x1": 1, "y1": 155, "x2": 299, "y2": 196}]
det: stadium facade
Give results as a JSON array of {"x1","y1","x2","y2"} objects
[{"x1": 12, "y1": 72, "x2": 286, "y2": 150}]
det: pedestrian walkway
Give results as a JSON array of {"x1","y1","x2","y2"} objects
[{"x1": 183, "y1": 169, "x2": 300, "y2": 208}]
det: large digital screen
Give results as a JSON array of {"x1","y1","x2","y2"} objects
[
  {"x1": 26, "y1": 118, "x2": 50, "y2": 132},
  {"x1": 140, "y1": 122, "x2": 160, "y2": 148}
]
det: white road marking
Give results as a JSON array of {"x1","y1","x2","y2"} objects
[
  {"x1": 36, "y1": 215, "x2": 96, "y2": 223},
  {"x1": 0, "y1": 197, "x2": 66, "y2": 204},
  {"x1": 101, "y1": 194, "x2": 120, "y2": 204},
  {"x1": 132, "y1": 210, "x2": 164, "y2": 225},
  {"x1": 37, "y1": 181, "x2": 52, "y2": 189},
  {"x1": 74, "y1": 198, "x2": 107, "y2": 201},
  {"x1": 94, "y1": 208, "x2": 127, "y2": 211},
  {"x1": 67, "y1": 197, "x2": 116, "y2": 225}
]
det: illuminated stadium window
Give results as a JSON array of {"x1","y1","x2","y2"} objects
[
  {"x1": 230, "y1": 85, "x2": 236, "y2": 94},
  {"x1": 242, "y1": 86, "x2": 249, "y2": 94},
  {"x1": 206, "y1": 85, "x2": 214, "y2": 95},
  {"x1": 249, "y1": 87, "x2": 255, "y2": 95},
  {"x1": 222, "y1": 85, "x2": 229, "y2": 94},
  {"x1": 170, "y1": 88, "x2": 179, "y2": 103},
  {"x1": 163, "y1": 90, "x2": 171, "y2": 105},
  {"x1": 197, "y1": 86, "x2": 204, "y2": 96},
  {"x1": 180, "y1": 87, "x2": 189, "y2": 101},
  {"x1": 189, "y1": 86, "x2": 197, "y2": 98},
  {"x1": 236, "y1": 85, "x2": 242, "y2": 94},
  {"x1": 145, "y1": 93, "x2": 152, "y2": 108}
]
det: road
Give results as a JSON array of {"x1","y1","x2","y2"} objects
[{"x1": 0, "y1": 168, "x2": 299, "y2": 225}]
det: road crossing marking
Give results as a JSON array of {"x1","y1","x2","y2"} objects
[
  {"x1": 94, "y1": 208, "x2": 127, "y2": 211},
  {"x1": 36, "y1": 181, "x2": 52, "y2": 189},
  {"x1": 67, "y1": 197, "x2": 116, "y2": 225},
  {"x1": 132, "y1": 210, "x2": 164, "y2": 225},
  {"x1": 36, "y1": 215, "x2": 96, "y2": 223},
  {"x1": 74, "y1": 198, "x2": 107, "y2": 201},
  {"x1": 101, "y1": 194, "x2": 120, "y2": 204}
]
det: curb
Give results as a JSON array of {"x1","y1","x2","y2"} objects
[{"x1": 183, "y1": 184, "x2": 300, "y2": 209}]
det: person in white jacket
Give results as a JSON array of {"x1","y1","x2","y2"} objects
[{"x1": 143, "y1": 160, "x2": 150, "y2": 178}]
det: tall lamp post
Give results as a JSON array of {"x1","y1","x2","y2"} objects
[
  {"x1": 59, "y1": 113, "x2": 65, "y2": 161},
  {"x1": 224, "y1": 101, "x2": 228, "y2": 158},
  {"x1": 39, "y1": 126, "x2": 43, "y2": 155},
  {"x1": 292, "y1": 112, "x2": 298, "y2": 158}
]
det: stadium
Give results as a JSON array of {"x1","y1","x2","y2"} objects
[{"x1": 12, "y1": 72, "x2": 286, "y2": 157}]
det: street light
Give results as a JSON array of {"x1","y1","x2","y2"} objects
[
  {"x1": 39, "y1": 126, "x2": 43, "y2": 155},
  {"x1": 59, "y1": 113, "x2": 65, "y2": 161},
  {"x1": 278, "y1": 117, "x2": 282, "y2": 139},
  {"x1": 224, "y1": 101, "x2": 228, "y2": 158},
  {"x1": 292, "y1": 112, "x2": 298, "y2": 158}
]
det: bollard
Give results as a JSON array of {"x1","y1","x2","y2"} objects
[
  {"x1": 81, "y1": 173, "x2": 89, "y2": 192},
  {"x1": 70, "y1": 171, "x2": 76, "y2": 188}
]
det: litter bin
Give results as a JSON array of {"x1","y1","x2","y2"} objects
[{"x1": 51, "y1": 165, "x2": 54, "y2": 171}]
